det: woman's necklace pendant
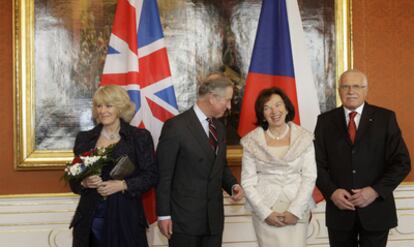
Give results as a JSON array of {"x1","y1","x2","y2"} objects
[{"x1": 101, "y1": 127, "x2": 120, "y2": 141}]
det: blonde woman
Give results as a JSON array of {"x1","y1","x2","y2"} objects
[
  {"x1": 241, "y1": 87, "x2": 316, "y2": 247},
  {"x1": 69, "y1": 85, "x2": 158, "y2": 247}
]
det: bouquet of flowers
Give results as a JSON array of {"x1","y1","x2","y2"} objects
[{"x1": 63, "y1": 145, "x2": 115, "y2": 182}]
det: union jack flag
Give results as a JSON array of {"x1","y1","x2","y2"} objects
[
  {"x1": 101, "y1": 0, "x2": 178, "y2": 147},
  {"x1": 100, "y1": 0, "x2": 178, "y2": 227}
]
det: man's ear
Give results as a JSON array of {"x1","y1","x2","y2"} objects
[{"x1": 207, "y1": 93, "x2": 215, "y2": 105}]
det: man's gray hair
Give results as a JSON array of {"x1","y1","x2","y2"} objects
[
  {"x1": 340, "y1": 69, "x2": 369, "y2": 86},
  {"x1": 198, "y1": 72, "x2": 234, "y2": 97}
]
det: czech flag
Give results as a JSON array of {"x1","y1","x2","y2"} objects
[{"x1": 238, "y1": 0, "x2": 322, "y2": 202}]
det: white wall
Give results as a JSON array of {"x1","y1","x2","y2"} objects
[{"x1": 0, "y1": 184, "x2": 413, "y2": 247}]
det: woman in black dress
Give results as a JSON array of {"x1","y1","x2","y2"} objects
[{"x1": 69, "y1": 85, "x2": 158, "y2": 247}]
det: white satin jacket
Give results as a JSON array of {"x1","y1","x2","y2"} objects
[{"x1": 241, "y1": 122, "x2": 317, "y2": 221}]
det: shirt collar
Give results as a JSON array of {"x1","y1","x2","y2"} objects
[
  {"x1": 343, "y1": 102, "x2": 365, "y2": 116},
  {"x1": 193, "y1": 103, "x2": 209, "y2": 123}
]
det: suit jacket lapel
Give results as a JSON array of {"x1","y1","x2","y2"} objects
[
  {"x1": 213, "y1": 118, "x2": 224, "y2": 153},
  {"x1": 332, "y1": 107, "x2": 353, "y2": 146},
  {"x1": 355, "y1": 103, "x2": 374, "y2": 144},
  {"x1": 185, "y1": 108, "x2": 216, "y2": 161},
  {"x1": 208, "y1": 118, "x2": 224, "y2": 176}
]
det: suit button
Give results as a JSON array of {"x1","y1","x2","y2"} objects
[
  {"x1": 352, "y1": 150, "x2": 356, "y2": 154},
  {"x1": 352, "y1": 170, "x2": 356, "y2": 174}
]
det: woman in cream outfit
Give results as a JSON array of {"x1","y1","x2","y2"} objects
[{"x1": 241, "y1": 88, "x2": 317, "y2": 247}]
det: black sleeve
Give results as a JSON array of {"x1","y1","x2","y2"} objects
[
  {"x1": 372, "y1": 111, "x2": 411, "y2": 199},
  {"x1": 69, "y1": 132, "x2": 86, "y2": 195},
  {"x1": 314, "y1": 115, "x2": 338, "y2": 200},
  {"x1": 221, "y1": 127, "x2": 237, "y2": 195},
  {"x1": 124, "y1": 129, "x2": 159, "y2": 198},
  {"x1": 155, "y1": 120, "x2": 180, "y2": 216}
]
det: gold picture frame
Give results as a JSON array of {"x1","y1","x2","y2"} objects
[
  {"x1": 13, "y1": 0, "x2": 352, "y2": 169},
  {"x1": 14, "y1": 0, "x2": 75, "y2": 169}
]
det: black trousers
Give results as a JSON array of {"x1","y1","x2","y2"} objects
[
  {"x1": 169, "y1": 233, "x2": 222, "y2": 247},
  {"x1": 328, "y1": 216, "x2": 389, "y2": 247}
]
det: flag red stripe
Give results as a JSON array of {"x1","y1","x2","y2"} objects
[
  {"x1": 238, "y1": 72, "x2": 301, "y2": 137},
  {"x1": 101, "y1": 72, "x2": 139, "y2": 86},
  {"x1": 111, "y1": 0, "x2": 138, "y2": 54},
  {"x1": 142, "y1": 188, "x2": 157, "y2": 224},
  {"x1": 312, "y1": 187, "x2": 324, "y2": 203},
  {"x1": 146, "y1": 97, "x2": 176, "y2": 122},
  {"x1": 100, "y1": 48, "x2": 171, "y2": 86},
  {"x1": 138, "y1": 48, "x2": 172, "y2": 87}
]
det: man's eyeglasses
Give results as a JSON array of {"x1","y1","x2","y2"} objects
[{"x1": 339, "y1": 84, "x2": 367, "y2": 91}]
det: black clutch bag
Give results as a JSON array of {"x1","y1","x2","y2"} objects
[{"x1": 110, "y1": 155, "x2": 135, "y2": 180}]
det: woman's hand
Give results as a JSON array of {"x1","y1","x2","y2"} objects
[
  {"x1": 282, "y1": 211, "x2": 299, "y2": 225},
  {"x1": 81, "y1": 175, "x2": 102, "y2": 188},
  {"x1": 265, "y1": 212, "x2": 286, "y2": 227},
  {"x1": 97, "y1": 180, "x2": 127, "y2": 197}
]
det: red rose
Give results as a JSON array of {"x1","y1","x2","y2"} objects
[
  {"x1": 71, "y1": 156, "x2": 82, "y2": 164},
  {"x1": 82, "y1": 149, "x2": 95, "y2": 157}
]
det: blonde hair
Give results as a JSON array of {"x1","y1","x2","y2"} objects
[{"x1": 92, "y1": 85, "x2": 136, "y2": 123}]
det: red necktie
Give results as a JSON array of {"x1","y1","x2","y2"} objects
[
  {"x1": 348, "y1": 111, "x2": 357, "y2": 143},
  {"x1": 207, "y1": 118, "x2": 218, "y2": 151}
]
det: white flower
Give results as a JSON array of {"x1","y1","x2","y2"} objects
[
  {"x1": 69, "y1": 163, "x2": 83, "y2": 175},
  {"x1": 80, "y1": 155, "x2": 101, "y2": 167}
]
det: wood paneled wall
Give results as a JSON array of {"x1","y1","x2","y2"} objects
[{"x1": 352, "y1": 0, "x2": 414, "y2": 180}]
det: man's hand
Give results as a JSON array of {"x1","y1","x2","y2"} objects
[
  {"x1": 330, "y1": 188, "x2": 355, "y2": 210},
  {"x1": 265, "y1": 212, "x2": 286, "y2": 227},
  {"x1": 230, "y1": 184, "x2": 244, "y2": 201},
  {"x1": 350, "y1": 187, "x2": 378, "y2": 208},
  {"x1": 158, "y1": 219, "x2": 173, "y2": 239}
]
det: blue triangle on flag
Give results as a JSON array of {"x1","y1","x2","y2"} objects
[
  {"x1": 249, "y1": 0, "x2": 294, "y2": 78},
  {"x1": 107, "y1": 46, "x2": 120, "y2": 54},
  {"x1": 127, "y1": 90, "x2": 141, "y2": 112},
  {"x1": 137, "y1": 0, "x2": 164, "y2": 48},
  {"x1": 154, "y1": 86, "x2": 178, "y2": 110}
]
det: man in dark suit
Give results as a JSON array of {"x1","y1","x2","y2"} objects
[
  {"x1": 156, "y1": 73, "x2": 244, "y2": 247},
  {"x1": 315, "y1": 69, "x2": 411, "y2": 247}
]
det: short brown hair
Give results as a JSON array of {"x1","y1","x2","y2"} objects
[
  {"x1": 255, "y1": 87, "x2": 295, "y2": 129},
  {"x1": 92, "y1": 85, "x2": 136, "y2": 123}
]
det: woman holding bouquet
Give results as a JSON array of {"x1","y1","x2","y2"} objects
[
  {"x1": 69, "y1": 85, "x2": 158, "y2": 247},
  {"x1": 240, "y1": 88, "x2": 316, "y2": 247}
]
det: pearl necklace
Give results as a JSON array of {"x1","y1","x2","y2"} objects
[
  {"x1": 267, "y1": 125, "x2": 289, "y2": 140},
  {"x1": 101, "y1": 126, "x2": 120, "y2": 141}
]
